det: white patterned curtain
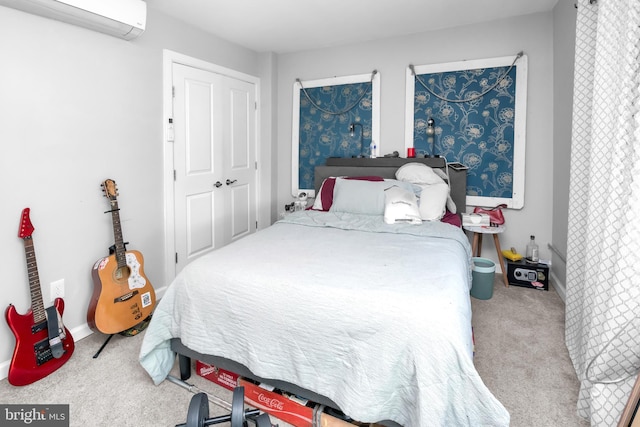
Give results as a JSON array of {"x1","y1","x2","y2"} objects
[{"x1": 565, "y1": 0, "x2": 640, "y2": 425}]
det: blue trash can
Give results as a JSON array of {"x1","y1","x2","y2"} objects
[{"x1": 471, "y1": 257, "x2": 496, "y2": 300}]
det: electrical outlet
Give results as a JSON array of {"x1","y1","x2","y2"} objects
[{"x1": 50, "y1": 279, "x2": 65, "y2": 302}]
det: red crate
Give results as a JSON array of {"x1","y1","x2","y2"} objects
[
  {"x1": 196, "y1": 361, "x2": 240, "y2": 391},
  {"x1": 238, "y1": 378, "x2": 355, "y2": 427},
  {"x1": 239, "y1": 378, "x2": 314, "y2": 427}
]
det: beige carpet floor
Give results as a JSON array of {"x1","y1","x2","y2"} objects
[
  {"x1": 0, "y1": 275, "x2": 589, "y2": 426},
  {"x1": 471, "y1": 278, "x2": 589, "y2": 426}
]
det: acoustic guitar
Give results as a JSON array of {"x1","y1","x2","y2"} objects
[
  {"x1": 6, "y1": 208, "x2": 75, "y2": 386},
  {"x1": 87, "y1": 179, "x2": 156, "y2": 334}
]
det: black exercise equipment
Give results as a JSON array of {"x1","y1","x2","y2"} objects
[{"x1": 177, "y1": 386, "x2": 272, "y2": 427}]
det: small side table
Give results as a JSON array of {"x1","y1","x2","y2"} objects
[{"x1": 463, "y1": 225, "x2": 509, "y2": 288}]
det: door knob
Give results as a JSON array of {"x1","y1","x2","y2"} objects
[
  {"x1": 214, "y1": 181, "x2": 222, "y2": 188},
  {"x1": 226, "y1": 179, "x2": 237, "y2": 185}
]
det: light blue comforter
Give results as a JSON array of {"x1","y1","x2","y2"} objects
[{"x1": 139, "y1": 211, "x2": 509, "y2": 426}]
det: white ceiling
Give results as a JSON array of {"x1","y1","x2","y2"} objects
[{"x1": 147, "y1": 0, "x2": 559, "y2": 54}]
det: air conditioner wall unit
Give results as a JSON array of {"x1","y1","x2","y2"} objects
[{"x1": 0, "y1": 0, "x2": 146, "y2": 40}]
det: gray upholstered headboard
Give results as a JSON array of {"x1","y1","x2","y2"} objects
[{"x1": 314, "y1": 157, "x2": 467, "y2": 215}]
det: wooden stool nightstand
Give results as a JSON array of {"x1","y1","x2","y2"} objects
[{"x1": 463, "y1": 225, "x2": 509, "y2": 288}]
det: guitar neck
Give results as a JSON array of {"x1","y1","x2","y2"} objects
[
  {"x1": 109, "y1": 201, "x2": 127, "y2": 268},
  {"x1": 23, "y1": 236, "x2": 46, "y2": 324}
]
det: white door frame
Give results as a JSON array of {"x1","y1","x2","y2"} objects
[{"x1": 162, "y1": 50, "x2": 261, "y2": 288}]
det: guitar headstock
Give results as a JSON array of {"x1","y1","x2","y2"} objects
[
  {"x1": 18, "y1": 208, "x2": 34, "y2": 239},
  {"x1": 101, "y1": 179, "x2": 118, "y2": 202}
]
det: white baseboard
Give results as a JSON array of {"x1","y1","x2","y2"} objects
[
  {"x1": 1, "y1": 285, "x2": 168, "y2": 382},
  {"x1": 550, "y1": 270, "x2": 566, "y2": 303},
  {"x1": 0, "y1": 360, "x2": 9, "y2": 382}
]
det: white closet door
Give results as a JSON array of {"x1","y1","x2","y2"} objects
[
  {"x1": 220, "y1": 75, "x2": 256, "y2": 245},
  {"x1": 172, "y1": 63, "x2": 256, "y2": 273}
]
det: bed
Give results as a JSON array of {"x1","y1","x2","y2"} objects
[{"x1": 139, "y1": 158, "x2": 510, "y2": 426}]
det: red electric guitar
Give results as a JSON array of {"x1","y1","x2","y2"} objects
[{"x1": 5, "y1": 208, "x2": 74, "y2": 386}]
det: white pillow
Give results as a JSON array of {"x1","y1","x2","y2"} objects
[
  {"x1": 384, "y1": 186, "x2": 421, "y2": 224},
  {"x1": 444, "y1": 193, "x2": 457, "y2": 214},
  {"x1": 330, "y1": 178, "x2": 388, "y2": 215},
  {"x1": 432, "y1": 167, "x2": 450, "y2": 183},
  {"x1": 384, "y1": 178, "x2": 419, "y2": 195},
  {"x1": 395, "y1": 163, "x2": 443, "y2": 185},
  {"x1": 417, "y1": 182, "x2": 449, "y2": 221},
  {"x1": 311, "y1": 176, "x2": 385, "y2": 211},
  {"x1": 396, "y1": 163, "x2": 457, "y2": 214},
  {"x1": 432, "y1": 168, "x2": 457, "y2": 213}
]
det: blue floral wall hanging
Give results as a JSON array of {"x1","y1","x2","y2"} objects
[
  {"x1": 292, "y1": 72, "x2": 380, "y2": 196},
  {"x1": 407, "y1": 54, "x2": 528, "y2": 209},
  {"x1": 298, "y1": 82, "x2": 372, "y2": 190}
]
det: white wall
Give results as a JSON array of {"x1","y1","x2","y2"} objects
[
  {"x1": 0, "y1": 2, "x2": 568, "y2": 380},
  {"x1": 276, "y1": 12, "x2": 555, "y2": 271},
  {"x1": 551, "y1": 0, "x2": 577, "y2": 301},
  {"x1": 0, "y1": 5, "x2": 268, "y2": 377}
]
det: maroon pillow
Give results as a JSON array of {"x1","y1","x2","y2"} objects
[
  {"x1": 312, "y1": 176, "x2": 384, "y2": 211},
  {"x1": 441, "y1": 210, "x2": 462, "y2": 227}
]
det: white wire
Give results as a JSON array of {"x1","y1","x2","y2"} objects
[
  {"x1": 410, "y1": 51, "x2": 523, "y2": 104},
  {"x1": 296, "y1": 70, "x2": 377, "y2": 116}
]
